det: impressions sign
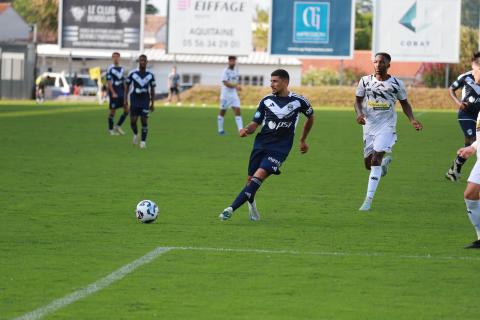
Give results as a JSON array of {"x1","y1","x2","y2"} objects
[
  {"x1": 167, "y1": 0, "x2": 253, "y2": 55},
  {"x1": 269, "y1": 0, "x2": 355, "y2": 58},
  {"x1": 373, "y1": 0, "x2": 461, "y2": 63},
  {"x1": 59, "y1": 0, "x2": 144, "y2": 51}
]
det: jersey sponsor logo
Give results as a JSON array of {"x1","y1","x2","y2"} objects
[
  {"x1": 268, "y1": 120, "x2": 293, "y2": 130},
  {"x1": 368, "y1": 101, "x2": 389, "y2": 110}
]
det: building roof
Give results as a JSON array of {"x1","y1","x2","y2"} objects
[
  {"x1": 301, "y1": 50, "x2": 422, "y2": 78},
  {"x1": 36, "y1": 44, "x2": 302, "y2": 66},
  {"x1": 0, "y1": 3, "x2": 11, "y2": 14}
]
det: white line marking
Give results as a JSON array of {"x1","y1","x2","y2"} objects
[
  {"x1": 11, "y1": 245, "x2": 480, "y2": 319},
  {"x1": 173, "y1": 246, "x2": 480, "y2": 261},
  {"x1": 12, "y1": 247, "x2": 173, "y2": 320}
]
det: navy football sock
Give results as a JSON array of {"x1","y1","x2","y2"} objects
[
  {"x1": 117, "y1": 112, "x2": 128, "y2": 126},
  {"x1": 141, "y1": 126, "x2": 148, "y2": 142},
  {"x1": 131, "y1": 123, "x2": 138, "y2": 135},
  {"x1": 108, "y1": 115, "x2": 114, "y2": 130},
  {"x1": 231, "y1": 177, "x2": 262, "y2": 211}
]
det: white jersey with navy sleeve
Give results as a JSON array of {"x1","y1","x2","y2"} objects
[
  {"x1": 356, "y1": 75, "x2": 407, "y2": 136},
  {"x1": 221, "y1": 67, "x2": 239, "y2": 99}
]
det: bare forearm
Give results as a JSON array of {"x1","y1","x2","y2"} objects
[
  {"x1": 400, "y1": 100, "x2": 415, "y2": 121},
  {"x1": 354, "y1": 97, "x2": 364, "y2": 116},
  {"x1": 150, "y1": 89, "x2": 155, "y2": 104},
  {"x1": 449, "y1": 88, "x2": 462, "y2": 106},
  {"x1": 300, "y1": 116, "x2": 314, "y2": 142},
  {"x1": 244, "y1": 122, "x2": 259, "y2": 135},
  {"x1": 108, "y1": 82, "x2": 115, "y2": 95}
]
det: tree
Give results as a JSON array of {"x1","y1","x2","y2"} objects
[
  {"x1": 253, "y1": 6, "x2": 268, "y2": 51},
  {"x1": 461, "y1": 0, "x2": 479, "y2": 28},
  {"x1": 146, "y1": 0, "x2": 159, "y2": 15},
  {"x1": 13, "y1": 0, "x2": 58, "y2": 42},
  {"x1": 355, "y1": 9, "x2": 372, "y2": 50}
]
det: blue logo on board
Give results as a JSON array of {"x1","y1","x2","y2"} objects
[{"x1": 293, "y1": 2, "x2": 330, "y2": 44}]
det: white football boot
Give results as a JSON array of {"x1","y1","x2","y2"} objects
[{"x1": 248, "y1": 200, "x2": 261, "y2": 221}]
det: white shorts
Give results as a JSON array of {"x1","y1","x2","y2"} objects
[
  {"x1": 363, "y1": 131, "x2": 397, "y2": 157},
  {"x1": 220, "y1": 95, "x2": 240, "y2": 110},
  {"x1": 468, "y1": 160, "x2": 480, "y2": 184}
]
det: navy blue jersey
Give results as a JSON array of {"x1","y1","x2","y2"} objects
[
  {"x1": 126, "y1": 69, "x2": 156, "y2": 107},
  {"x1": 252, "y1": 92, "x2": 314, "y2": 154},
  {"x1": 106, "y1": 65, "x2": 125, "y2": 97},
  {"x1": 451, "y1": 71, "x2": 480, "y2": 118}
]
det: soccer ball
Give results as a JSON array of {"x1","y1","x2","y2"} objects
[{"x1": 135, "y1": 200, "x2": 159, "y2": 223}]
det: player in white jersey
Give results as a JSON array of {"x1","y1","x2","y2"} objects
[
  {"x1": 454, "y1": 56, "x2": 480, "y2": 248},
  {"x1": 217, "y1": 56, "x2": 243, "y2": 134},
  {"x1": 354, "y1": 52, "x2": 423, "y2": 211}
]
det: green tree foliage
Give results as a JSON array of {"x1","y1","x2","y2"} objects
[
  {"x1": 302, "y1": 67, "x2": 364, "y2": 86},
  {"x1": 355, "y1": 9, "x2": 372, "y2": 50},
  {"x1": 253, "y1": 6, "x2": 269, "y2": 51},
  {"x1": 422, "y1": 27, "x2": 479, "y2": 87},
  {"x1": 461, "y1": 0, "x2": 479, "y2": 28},
  {"x1": 13, "y1": 0, "x2": 58, "y2": 42},
  {"x1": 146, "y1": 0, "x2": 159, "y2": 15}
]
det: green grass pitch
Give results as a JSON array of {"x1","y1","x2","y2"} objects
[{"x1": 1, "y1": 102, "x2": 479, "y2": 319}]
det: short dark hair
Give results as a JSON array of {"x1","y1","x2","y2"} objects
[
  {"x1": 375, "y1": 52, "x2": 392, "y2": 63},
  {"x1": 228, "y1": 56, "x2": 237, "y2": 60},
  {"x1": 271, "y1": 69, "x2": 290, "y2": 81},
  {"x1": 472, "y1": 52, "x2": 480, "y2": 65},
  {"x1": 139, "y1": 54, "x2": 147, "y2": 60},
  {"x1": 112, "y1": 52, "x2": 120, "y2": 57}
]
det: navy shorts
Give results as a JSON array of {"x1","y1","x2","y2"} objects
[
  {"x1": 248, "y1": 149, "x2": 288, "y2": 176},
  {"x1": 458, "y1": 111, "x2": 477, "y2": 138},
  {"x1": 130, "y1": 106, "x2": 150, "y2": 117},
  {"x1": 109, "y1": 96, "x2": 124, "y2": 109}
]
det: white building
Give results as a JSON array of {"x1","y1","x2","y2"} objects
[{"x1": 36, "y1": 44, "x2": 302, "y2": 93}]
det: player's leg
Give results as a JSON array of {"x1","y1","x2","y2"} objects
[
  {"x1": 130, "y1": 110, "x2": 139, "y2": 145},
  {"x1": 359, "y1": 132, "x2": 396, "y2": 211},
  {"x1": 217, "y1": 101, "x2": 227, "y2": 134},
  {"x1": 108, "y1": 108, "x2": 118, "y2": 135},
  {"x1": 114, "y1": 98, "x2": 128, "y2": 135},
  {"x1": 232, "y1": 106, "x2": 243, "y2": 132},
  {"x1": 220, "y1": 151, "x2": 285, "y2": 221},
  {"x1": 175, "y1": 88, "x2": 181, "y2": 102},
  {"x1": 139, "y1": 113, "x2": 149, "y2": 149},
  {"x1": 447, "y1": 117, "x2": 476, "y2": 181},
  {"x1": 464, "y1": 161, "x2": 480, "y2": 248}
]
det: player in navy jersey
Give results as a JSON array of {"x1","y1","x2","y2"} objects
[
  {"x1": 446, "y1": 52, "x2": 480, "y2": 182},
  {"x1": 124, "y1": 54, "x2": 156, "y2": 149},
  {"x1": 219, "y1": 69, "x2": 314, "y2": 221},
  {"x1": 106, "y1": 52, "x2": 128, "y2": 135}
]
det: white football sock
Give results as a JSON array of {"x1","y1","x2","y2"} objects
[
  {"x1": 464, "y1": 199, "x2": 480, "y2": 239},
  {"x1": 217, "y1": 115, "x2": 224, "y2": 133},
  {"x1": 234, "y1": 115, "x2": 243, "y2": 132},
  {"x1": 366, "y1": 166, "x2": 382, "y2": 199}
]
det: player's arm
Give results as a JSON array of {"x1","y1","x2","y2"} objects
[
  {"x1": 123, "y1": 81, "x2": 129, "y2": 107},
  {"x1": 299, "y1": 115, "x2": 314, "y2": 154},
  {"x1": 399, "y1": 99, "x2": 423, "y2": 131},
  {"x1": 239, "y1": 122, "x2": 259, "y2": 137},
  {"x1": 150, "y1": 85, "x2": 155, "y2": 112},
  {"x1": 458, "y1": 140, "x2": 478, "y2": 159},
  {"x1": 354, "y1": 96, "x2": 366, "y2": 125},
  {"x1": 222, "y1": 80, "x2": 237, "y2": 89},
  {"x1": 449, "y1": 76, "x2": 468, "y2": 110}
]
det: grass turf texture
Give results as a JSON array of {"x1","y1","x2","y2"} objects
[{"x1": 0, "y1": 102, "x2": 478, "y2": 319}]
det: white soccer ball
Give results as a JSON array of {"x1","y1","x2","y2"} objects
[{"x1": 135, "y1": 200, "x2": 159, "y2": 223}]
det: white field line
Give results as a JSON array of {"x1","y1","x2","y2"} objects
[
  {"x1": 11, "y1": 247, "x2": 173, "y2": 320},
  {"x1": 11, "y1": 245, "x2": 480, "y2": 320},
  {"x1": 171, "y1": 246, "x2": 480, "y2": 261}
]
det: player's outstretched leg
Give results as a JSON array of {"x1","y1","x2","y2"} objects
[
  {"x1": 114, "y1": 110, "x2": 128, "y2": 135},
  {"x1": 464, "y1": 182, "x2": 480, "y2": 248},
  {"x1": 248, "y1": 199, "x2": 261, "y2": 221},
  {"x1": 219, "y1": 176, "x2": 263, "y2": 221}
]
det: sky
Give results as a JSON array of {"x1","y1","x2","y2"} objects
[{"x1": 149, "y1": 0, "x2": 269, "y2": 15}]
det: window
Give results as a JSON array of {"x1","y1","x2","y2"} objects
[
  {"x1": 238, "y1": 75, "x2": 264, "y2": 86},
  {"x1": 181, "y1": 73, "x2": 201, "y2": 84},
  {"x1": 1, "y1": 52, "x2": 24, "y2": 80}
]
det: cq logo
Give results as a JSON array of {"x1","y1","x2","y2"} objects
[{"x1": 302, "y1": 6, "x2": 321, "y2": 30}]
